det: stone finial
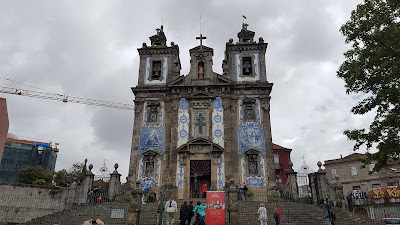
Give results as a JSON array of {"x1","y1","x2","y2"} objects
[
  {"x1": 113, "y1": 163, "x2": 119, "y2": 173},
  {"x1": 259, "y1": 37, "x2": 264, "y2": 43},
  {"x1": 171, "y1": 41, "x2": 175, "y2": 46},
  {"x1": 135, "y1": 180, "x2": 141, "y2": 188},
  {"x1": 142, "y1": 42, "x2": 147, "y2": 48},
  {"x1": 84, "y1": 158, "x2": 88, "y2": 164},
  {"x1": 229, "y1": 38, "x2": 233, "y2": 43},
  {"x1": 89, "y1": 164, "x2": 93, "y2": 172},
  {"x1": 317, "y1": 161, "x2": 323, "y2": 172},
  {"x1": 289, "y1": 161, "x2": 293, "y2": 169}
]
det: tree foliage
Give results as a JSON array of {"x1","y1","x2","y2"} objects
[
  {"x1": 337, "y1": 0, "x2": 400, "y2": 171},
  {"x1": 53, "y1": 162, "x2": 85, "y2": 187},
  {"x1": 18, "y1": 166, "x2": 53, "y2": 185}
]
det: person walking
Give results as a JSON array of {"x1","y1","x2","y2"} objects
[
  {"x1": 257, "y1": 203, "x2": 268, "y2": 225},
  {"x1": 323, "y1": 204, "x2": 332, "y2": 225},
  {"x1": 273, "y1": 207, "x2": 281, "y2": 225},
  {"x1": 180, "y1": 200, "x2": 190, "y2": 225},
  {"x1": 188, "y1": 201, "x2": 194, "y2": 224},
  {"x1": 191, "y1": 212, "x2": 205, "y2": 225},
  {"x1": 193, "y1": 201, "x2": 206, "y2": 218},
  {"x1": 165, "y1": 198, "x2": 178, "y2": 225},
  {"x1": 202, "y1": 183, "x2": 207, "y2": 198},
  {"x1": 346, "y1": 192, "x2": 353, "y2": 211}
]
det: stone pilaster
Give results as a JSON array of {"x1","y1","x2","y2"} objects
[
  {"x1": 109, "y1": 163, "x2": 122, "y2": 197},
  {"x1": 227, "y1": 179, "x2": 239, "y2": 225},
  {"x1": 284, "y1": 161, "x2": 299, "y2": 199},
  {"x1": 128, "y1": 181, "x2": 142, "y2": 225}
]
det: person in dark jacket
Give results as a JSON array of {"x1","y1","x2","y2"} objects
[
  {"x1": 180, "y1": 200, "x2": 190, "y2": 225},
  {"x1": 188, "y1": 201, "x2": 194, "y2": 224},
  {"x1": 191, "y1": 212, "x2": 205, "y2": 225},
  {"x1": 273, "y1": 207, "x2": 281, "y2": 225}
]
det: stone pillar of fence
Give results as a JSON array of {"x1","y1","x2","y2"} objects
[
  {"x1": 83, "y1": 164, "x2": 94, "y2": 193},
  {"x1": 128, "y1": 180, "x2": 142, "y2": 225},
  {"x1": 226, "y1": 178, "x2": 239, "y2": 225},
  {"x1": 284, "y1": 161, "x2": 299, "y2": 199},
  {"x1": 109, "y1": 163, "x2": 122, "y2": 197}
]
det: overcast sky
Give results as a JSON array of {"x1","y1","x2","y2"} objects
[{"x1": 0, "y1": 0, "x2": 374, "y2": 182}]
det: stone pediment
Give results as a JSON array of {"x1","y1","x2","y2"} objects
[
  {"x1": 244, "y1": 149, "x2": 260, "y2": 155},
  {"x1": 217, "y1": 74, "x2": 233, "y2": 84},
  {"x1": 177, "y1": 137, "x2": 223, "y2": 153},
  {"x1": 168, "y1": 76, "x2": 185, "y2": 86}
]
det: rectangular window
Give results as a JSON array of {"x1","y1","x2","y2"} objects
[
  {"x1": 274, "y1": 154, "x2": 279, "y2": 164},
  {"x1": 152, "y1": 61, "x2": 162, "y2": 79},
  {"x1": 194, "y1": 109, "x2": 207, "y2": 137},
  {"x1": 369, "y1": 163, "x2": 375, "y2": 172},
  {"x1": 242, "y1": 57, "x2": 252, "y2": 76},
  {"x1": 248, "y1": 158, "x2": 258, "y2": 175},
  {"x1": 387, "y1": 182, "x2": 397, "y2": 188},
  {"x1": 372, "y1": 184, "x2": 381, "y2": 190},
  {"x1": 331, "y1": 169, "x2": 337, "y2": 178},
  {"x1": 145, "y1": 161, "x2": 155, "y2": 177},
  {"x1": 148, "y1": 110, "x2": 158, "y2": 123},
  {"x1": 350, "y1": 166, "x2": 358, "y2": 176}
]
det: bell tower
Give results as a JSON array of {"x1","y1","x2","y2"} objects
[{"x1": 137, "y1": 26, "x2": 181, "y2": 86}]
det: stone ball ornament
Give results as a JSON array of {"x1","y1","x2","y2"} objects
[{"x1": 89, "y1": 164, "x2": 93, "y2": 171}]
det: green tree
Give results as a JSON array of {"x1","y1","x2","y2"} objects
[
  {"x1": 337, "y1": 0, "x2": 400, "y2": 171},
  {"x1": 18, "y1": 166, "x2": 53, "y2": 185},
  {"x1": 53, "y1": 162, "x2": 85, "y2": 187}
]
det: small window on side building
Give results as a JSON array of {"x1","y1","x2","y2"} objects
[
  {"x1": 331, "y1": 169, "x2": 337, "y2": 179},
  {"x1": 350, "y1": 166, "x2": 358, "y2": 176}
]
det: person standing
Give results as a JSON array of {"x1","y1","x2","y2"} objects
[
  {"x1": 346, "y1": 193, "x2": 353, "y2": 211},
  {"x1": 180, "y1": 200, "x2": 190, "y2": 225},
  {"x1": 165, "y1": 198, "x2": 178, "y2": 225},
  {"x1": 243, "y1": 183, "x2": 248, "y2": 200},
  {"x1": 202, "y1": 183, "x2": 207, "y2": 198},
  {"x1": 273, "y1": 207, "x2": 281, "y2": 225},
  {"x1": 257, "y1": 203, "x2": 268, "y2": 225},
  {"x1": 188, "y1": 201, "x2": 194, "y2": 224}
]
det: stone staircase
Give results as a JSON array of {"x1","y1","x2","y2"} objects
[
  {"x1": 21, "y1": 202, "x2": 130, "y2": 225},
  {"x1": 238, "y1": 201, "x2": 382, "y2": 225}
]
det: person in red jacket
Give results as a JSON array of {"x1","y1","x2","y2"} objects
[{"x1": 202, "y1": 183, "x2": 207, "y2": 198}]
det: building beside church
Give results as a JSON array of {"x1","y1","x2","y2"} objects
[{"x1": 128, "y1": 23, "x2": 277, "y2": 199}]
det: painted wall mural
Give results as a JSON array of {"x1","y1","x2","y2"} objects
[
  {"x1": 176, "y1": 155, "x2": 184, "y2": 189},
  {"x1": 138, "y1": 157, "x2": 161, "y2": 188},
  {"x1": 212, "y1": 97, "x2": 224, "y2": 147},
  {"x1": 235, "y1": 52, "x2": 260, "y2": 82},
  {"x1": 237, "y1": 123, "x2": 265, "y2": 154},
  {"x1": 144, "y1": 56, "x2": 168, "y2": 85},
  {"x1": 217, "y1": 154, "x2": 225, "y2": 190},
  {"x1": 177, "y1": 98, "x2": 189, "y2": 147}
]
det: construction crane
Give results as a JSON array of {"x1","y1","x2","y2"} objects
[{"x1": 0, "y1": 85, "x2": 134, "y2": 110}]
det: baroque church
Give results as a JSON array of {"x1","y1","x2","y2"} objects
[{"x1": 128, "y1": 23, "x2": 275, "y2": 199}]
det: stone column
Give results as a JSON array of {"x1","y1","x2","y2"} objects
[
  {"x1": 226, "y1": 178, "x2": 239, "y2": 225},
  {"x1": 128, "y1": 181, "x2": 142, "y2": 225},
  {"x1": 284, "y1": 161, "x2": 299, "y2": 199},
  {"x1": 109, "y1": 163, "x2": 122, "y2": 197},
  {"x1": 83, "y1": 164, "x2": 94, "y2": 192}
]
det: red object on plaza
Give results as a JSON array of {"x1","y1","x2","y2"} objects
[{"x1": 206, "y1": 191, "x2": 225, "y2": 225}]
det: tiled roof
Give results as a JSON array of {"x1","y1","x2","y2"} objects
[{"x1": 272, "y1": 143, "x2": 291, "y2": 150}]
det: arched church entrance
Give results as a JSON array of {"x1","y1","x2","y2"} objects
[{"x1": 190, "y1": 160, "x2": 211, "y2": 198}]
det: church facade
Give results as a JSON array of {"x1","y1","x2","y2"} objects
[{"x1": 128, "y1": 24, "x2": 275, "y2": 199}]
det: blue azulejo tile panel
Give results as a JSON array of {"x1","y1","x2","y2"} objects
[
  {"x1": 239, "y1": 100, "x2": 261, "y2": 124},
  {"x1": 139, "y1": 126, "x2": 165, "y2": 154},
  {"x1": 176, "y1": 155, "x2": 184, "y2": 189},
  {"x1": 177, "y1": 98, "x2": 189, "y2": 147},
  {"x1": 245, "y1": 177, "x2": 265, "y2": 187},
  {"x1": 237, "y1": 123, "x2": 265, "y2": 154},
  {"x1": 140, "y1": 177, "x2": 157, "y2": 188},
  {"x1": 217, "y1": 154, "x2": 225, "y2": 190},
  {"x1": 143, "y1": 102, "x2": 164, "y2": 126},
  {"x1": 212, "y1": 97, "x2": 224, "y2": 147}
]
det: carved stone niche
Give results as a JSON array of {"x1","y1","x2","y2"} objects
[{"x1": 142, "y1": 150, "x2": 158, "y2": 177}]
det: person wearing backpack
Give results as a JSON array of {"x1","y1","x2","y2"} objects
[
  {"x1": 164, "y1": 198, "x2": 178, "y2": 225},
  {"x1": 258, "y1": 203, "x2": 268, "y2": 225}
]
